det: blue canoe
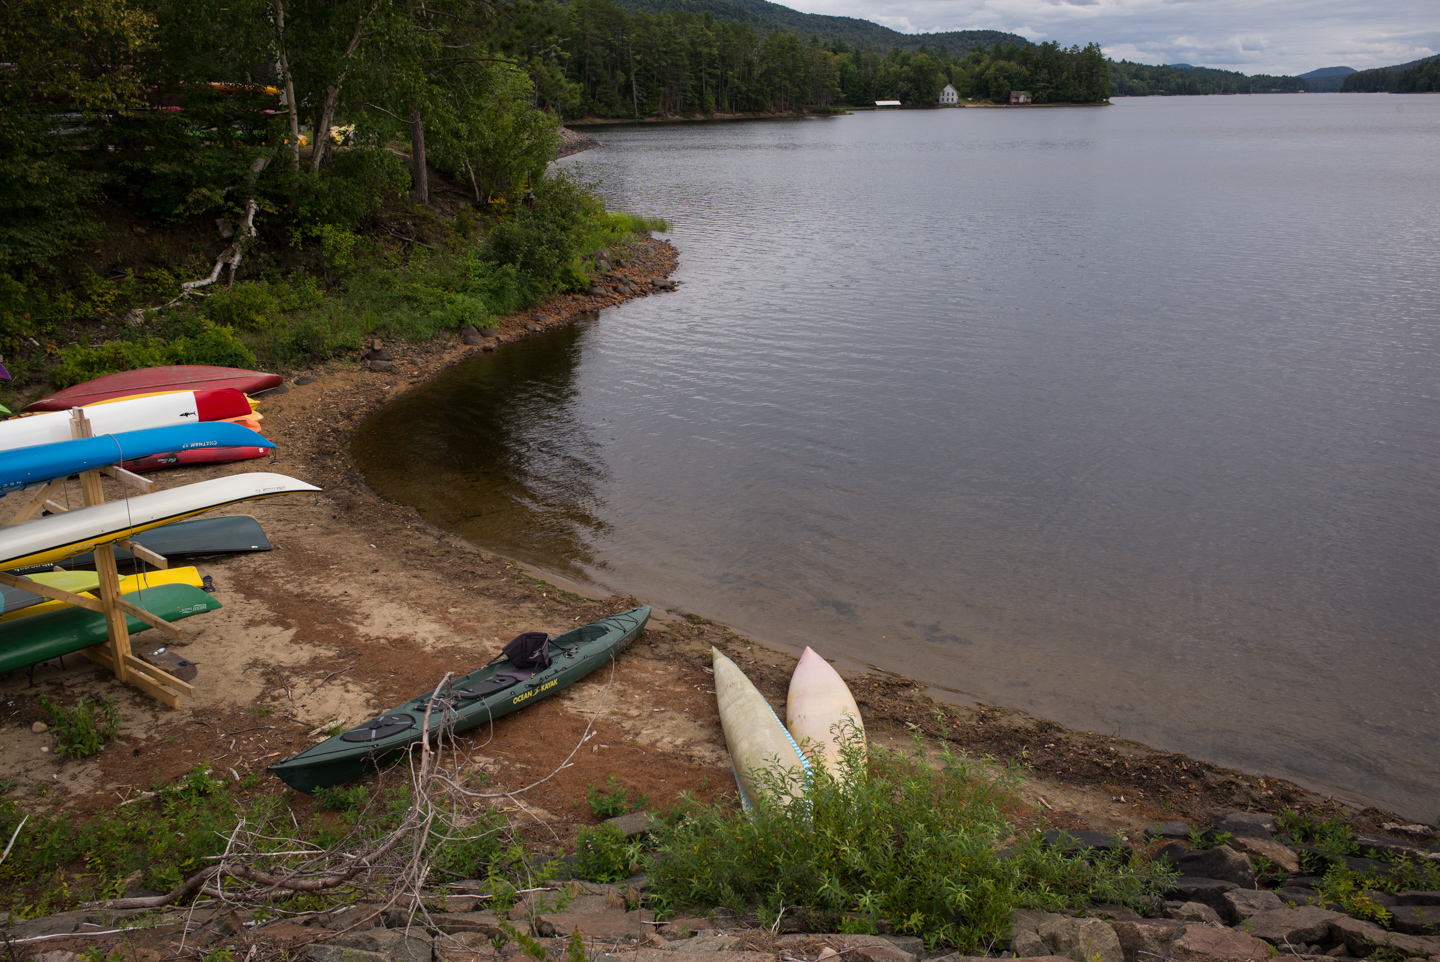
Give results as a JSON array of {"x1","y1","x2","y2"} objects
[{"x1": 0, "y1": 422, "x2": 274, "y2": 496}]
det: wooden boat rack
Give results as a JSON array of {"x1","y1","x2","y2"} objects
[{"x1": 0, "y1": 411, "x2": 195, "y2": 707}]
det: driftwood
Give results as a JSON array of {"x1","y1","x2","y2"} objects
[{"x1": 180, "y1": 197, "x2": 259, "y2": 294}]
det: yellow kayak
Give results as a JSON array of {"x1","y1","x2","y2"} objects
[{"x1": 1, "y1": 567, "x2": 206, "y2": 623}]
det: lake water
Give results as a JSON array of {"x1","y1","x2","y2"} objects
[{"x1": 354, "y1": 95, "x2": 1440, "y2": 820}]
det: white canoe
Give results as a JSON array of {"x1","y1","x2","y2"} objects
[
  {"x1": 712, "y1": 646, "x2": 810, "y2": 807},
  {"x1": 0, "y1": 473, "x2": 320, "y2": 570},
  {"x1": 786, "y1": 646, "x2": 866, "y2": 780},
  {"x1": 0, "y1": 390, "x2": 243, "y2": 453}
]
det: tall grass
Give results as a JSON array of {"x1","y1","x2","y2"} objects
[{"x1": 646, "y1": 733, "x2": 1174, "y2": 951}]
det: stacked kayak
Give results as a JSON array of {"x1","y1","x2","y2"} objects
[
  {"x1": 23, "y1": 366, "x2": 282, "y2": 411},
  {"x1": 271, "y1": 606, "x2": 652, "y2": 791},
  {"x1": 1, "y1": 566, "x2": 205, "y2": 622},
  {"x1": 0, "y1": 473, "x2": 319, "y2": 570},
  {"x1": 1, "y1": 422, "x2": 274, "y2": 496},
  {"x1": 4, "y1": 515, "x2": 272, "y2": 575},
  {"x1": 0, "y1": 583, "x2": 221, "y2": 675}
]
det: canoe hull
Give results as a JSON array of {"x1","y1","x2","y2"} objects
[
  {"x1": 0, "y1": 473, "x2": 319, "y2": 570},
  {"x1": 24, "y1": 366, "x2": 282, "y2": 412},
  {"x1": 712, "y1": 647, "x2": 809, "y2": 807},
  {"x1": 269, "y1": 606, "x2": 652, "y2": 792},
  {"x1": 0, "y1": 423, "x2": 273, "y2": 495},
  {"x1": 121, "y1": 445, "x2": 271, "y2": 473},
  {"x1": 5, "y1": 515, "x2": 271, "y2": 575},
  {"x1": 0, "y1": 389, "x2": 253, "y2": 453},
  {"x1": 2, "y1": 566, "x2": 205, "y2": 622},
  {"x1": 786, "y1": 646, "x2": 866, "y2": 778}
]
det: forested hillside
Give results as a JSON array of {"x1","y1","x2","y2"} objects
[
  {"x1": 562, "y1": 0, "x2": 1108, "y2": 114},
  {"x1": 595, "y1": 0, "x2": 1025, "y2": 54},
  {"x1": 1341, "y1": 55, "x2": 1440, "y2": 92},
  {"x1": 0, "y1": 0, "x2": 659, "y2": 403},
  {"x1": 1109, "y1": 61, "x2": 1309, "y2": 96},
  {"x1": 1299, "y1": 66, "x2": 1356, "y2": 93}
]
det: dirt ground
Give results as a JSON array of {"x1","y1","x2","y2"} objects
[{"x1": 0, "y1": 233, "x2": 1393, "y2": 852}]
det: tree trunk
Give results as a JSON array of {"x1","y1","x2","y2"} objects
[
  {"x1": 310, "y1": 89, "x2": 340, "y2": 172},
  {"x1": 272, "y1": 0, "x2": 301, "y2": 173},
  {"x1": 409, "y1": 109, "x2": 428, "y2": 204}
]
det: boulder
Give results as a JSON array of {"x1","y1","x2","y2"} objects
[
  {"x1": 368, "y1": 359, "x2": 394, "y2": 372},
  {"x1": 1170, "y1": 925, "x2": 1272, "y2": 962},
  {"x1": 1353, "y1": 834, "x2": 1436, "y2": 860},
  {"x1": 307, "y1": 948, "x2": 390, "y2": 962},
  {"x1": 364, "y1": 347, "x2": 393, "y2": 361},
  {"x1": 1166, "y1": 878, "x2": 1239, "y2": 915},
  {"x1": 1147, "y1": 822, "x2": 1195, "y2": 840},
  {"x1": 1013, "y1": 929, "x2": 1051, "y2": 957},
  {"x1": 1037, "y1": 915, "x2": 1125, "y2": 962},
  {"x1": 658, "y1": 918, "x2": 714, "y2": 938},
  {"x1": 1174, "y1": 847, "x2": 1257, "y2": 887},
  {"x1": 462, "y1": 332, "x2": 485, "y2": 346},
  {"x1": 428, "y1": 910, "x2": 502, "y2": 936},
  {"x1": 840, "y1": 937, "x2": 919, "y2": 962},
  {"x1": 531, "y1": 909, "x2": 649, "y2": 940},
  {"x1": 1223, "y1": 888, "x2": 1286, "y2": 922},
  {"x1": 876, "y1": 935, "x2": 925, "y2": 958},
  {"x1": 1242, "y1": 907, "x2": 1342, "y2": 945},
  {"x1": 628, "y1": 952, "x2": 773, "y2": 962},
  {"x1": 1110, "y1": 919, "x2": 1186, "y2": 962},
  {"x1": 479, "y1": 328, "x2": 500, "y2": 338},
  {"x1": 1398, "y1": 892, "x2": 1440, "y2": 906},
  {"x1": 1328, "y1": 915, "x2": 1440, "y2": 957},
  {"x1": 1228, "y1": 836, "x2": 1301, "y2": 874},
  {"x1": 1276, "y1": 887, "x2": 1325, "y2": 906},
  {"x1": 1044, "y1": 829, "x2": 1128, "y2": 857},
  {"x1": 673, "y1": 935, "x2": 743, "y2": 953},
  {"x1": 605, "y1": 811, "x2": 660, "y2": 839},
  {"x1": 1391, "y1": 904, "x2": 1440, "y2": 936},
  {"x1": 653, "y1": 279, "x2": 678, "y2": 291},
  {"x1": 327, "y1": 932, "x2": 432, "y2": 962},
  {"x1": 1210, "y1": 812, "x2": 1277, "y2": 838},
  {"x1": 1165, "y1": 902, "x2": 1225, "y2": 925}
]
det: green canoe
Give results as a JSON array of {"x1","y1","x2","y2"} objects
[
  {"x1": 269, "y1": 605, "x2": 651, "y2": 792},
  {"x1": 0, "y1": 583, "x2": 221, "y2": 674}
]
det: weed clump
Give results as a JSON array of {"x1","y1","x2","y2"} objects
[
  {"x1": 37, "y1": 694, "x2": 121, "y2": 759},
  {"x1": 645, "y1": 734, "x2": 1176, "y2": 951},
  {"x1": 587, "y1": 776, "x2": 648, "y2": 819}
]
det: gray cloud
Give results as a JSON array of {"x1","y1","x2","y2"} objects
[{"x1": 788, "y1": 0, "x2": 1438, "y2": 75}]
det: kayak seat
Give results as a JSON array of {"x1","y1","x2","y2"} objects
[
  {"x1": 340, "y1": 714, "x2": 415, "y2": 742},
  {"x1": 453, "y1": 668, "x2": 537, "y2": 700}
]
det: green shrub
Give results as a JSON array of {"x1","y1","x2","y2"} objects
[
  {"x1": 49, "y1": 322, "x2": 255, "y2": 387},
  {"x1": 37, "y1": 695, "x2": 121, "y2": 760},
  {"x1": 646, "y1": 734, "x2": 1175, "y2": 951},
  {"x1": 484, "y1": 174, "x2": 604, "y2": 292},
  {"x1": 297, "y1": 148, "x2": 408, "y2": 232},
  {"x1": 587, "y1": 776, "x2": 648, "y2": 819},
  {"x1": 574, "y1": 824, "x2": 639, "y2": 883}
]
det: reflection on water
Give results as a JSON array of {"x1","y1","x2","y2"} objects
[
  {"x1": 356, "y1": 96, "x2": 1440, "y2": 820},
  {"x1": 353, "y1": 317, "x2": 608, "y2": 575}
]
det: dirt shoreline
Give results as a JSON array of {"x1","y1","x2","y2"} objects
[{"x1": 0, "y1": 234, "x2": 1411, "y2": 848}]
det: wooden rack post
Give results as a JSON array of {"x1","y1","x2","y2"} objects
[{"x1": 0, "y1": 413, "x2": 198, "y2": 708}]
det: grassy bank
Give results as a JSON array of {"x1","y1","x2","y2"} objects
[{"x1": 0, "y1": 160, "x2": 667, "y2": 411}]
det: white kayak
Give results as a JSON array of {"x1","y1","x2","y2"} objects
[
  {"x1": 0, "y1": 473, "x2": 320, "y2": 570},
  {"x1": 786, "y1": 646, "x2": 866, "y2": 781},
  {"x1": 0, "y1": 390, "x2": 249, "y2": 453},
  {"x1": 712, "y1": 646, "x2": 810, "y2": 807}
]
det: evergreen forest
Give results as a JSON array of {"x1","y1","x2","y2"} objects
[{"x1": 1341, "y1": 56, "x2": 1440, "y2": 93}]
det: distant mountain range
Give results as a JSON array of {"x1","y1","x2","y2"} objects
[
  {"x1": 607, "y1": 0, "x2": 1028, "y2": 53},
  {"x1": 1299, "y1": 66, "x2": 1356, "y2": 92}
]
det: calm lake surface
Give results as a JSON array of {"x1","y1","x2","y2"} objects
[{"x1": 354, "y1": 95, "x2": 1440, "y2": 819}]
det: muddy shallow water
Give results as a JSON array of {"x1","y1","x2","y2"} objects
[{"x1": 356, "y1": 95, "x2": 1440, "y2": 821}]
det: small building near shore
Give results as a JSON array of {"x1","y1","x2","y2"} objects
[
  {"x1": 875, "y1": 100, "x2": 902, "y2": 107},
  {"x1": 940, "y1": 84, "x2": 959, "y2": 105},
  {"x1": 1009, "y1": 90, "x2": 1032, "y2": 104}
]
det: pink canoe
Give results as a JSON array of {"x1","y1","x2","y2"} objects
[{"x1": 24, "y1": 366, "x2": 282, "y2": 412}]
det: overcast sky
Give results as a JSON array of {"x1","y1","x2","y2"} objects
[{"x1": 788, "y1": 0, "x2": 1439, "y2": 75}]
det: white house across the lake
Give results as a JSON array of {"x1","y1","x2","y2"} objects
[{"x1": 940, "y1": 84, "x2": 959, "y2": 105}]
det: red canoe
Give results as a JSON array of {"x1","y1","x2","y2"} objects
[
  {"x1": 121, "y1": 445, "x2": 272, "y2": 473},
  {"x1": 24, "y1": 366, "x2": 283, "y2": 412}
]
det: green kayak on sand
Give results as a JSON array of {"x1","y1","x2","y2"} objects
[{"x1": 269, "y1": 605, "x2": 651, "y2": 793}]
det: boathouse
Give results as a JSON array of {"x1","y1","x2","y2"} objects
[
  {"x1": 1009, "y1": 90, "x2": 1032, "y2": 104},
  {"x1": 941, "y1": 84, "x2": 959, "y2": 104}
]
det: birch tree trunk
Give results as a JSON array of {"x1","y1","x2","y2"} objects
[
  {"x1": 272, "y1": 0, "x2": 301, "y2": 172},
  {"x1": 409, "y1": 109, "x2": 428, "y2": 204}
]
